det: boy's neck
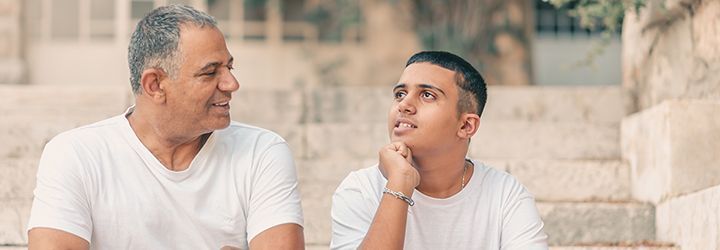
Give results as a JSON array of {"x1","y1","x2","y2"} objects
[{"x1": 413, "y1": 151, "x2": 473, "y2": 198}]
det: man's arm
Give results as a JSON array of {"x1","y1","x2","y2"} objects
[
  {"x1": 249, "y1": 223, "x2": 304, "y2": 250},
  {"x1": 246, "y1": 141, "x2": 304, "y2": 248},
  {"x1": 358, "y1": 142, "x2": 419, "y2": 250},
  {"x1": 28, "y1": 228, "x2": 89, "y2": 250},
  {"x1": 27, "y1": 136, "x2": 94, "y2": 247}
]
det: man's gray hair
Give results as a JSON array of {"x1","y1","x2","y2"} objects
[{"x1": 128, "y1": 4, "x2": 217, "y2": 94}]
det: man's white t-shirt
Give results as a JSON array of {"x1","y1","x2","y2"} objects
[
  {"x1": 331, "y1": 161, "x2": 548, "y2": 250},
  {"x1": 28, "y1": 109, "x2": 304, "y2": 249}
]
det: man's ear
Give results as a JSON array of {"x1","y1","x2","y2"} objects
[
  {"x1": 139, "y1": 68, "x2": 167, "y2": 103},
  {"x1": 457, "y1": 113, "x2": 480, "y2": 139}
]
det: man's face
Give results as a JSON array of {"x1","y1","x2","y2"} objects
[
  {"x1": 388, "y1": 62, "x2": 464, "y2": 155},
  {"x1": 162, "y1": 25, "x2": 239, "y2": 134}
]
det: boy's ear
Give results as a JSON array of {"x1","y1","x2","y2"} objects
[
  {"x1": 139, "y1": 68, "x2": 167, "y2": 104},
  {"x1": 457, "y1": 113, "x2": 480, "y2": 139}
]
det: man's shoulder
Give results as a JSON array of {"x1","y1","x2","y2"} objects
[{"x1": 219, "y1": 121, "x2": 286, "y2": 142}]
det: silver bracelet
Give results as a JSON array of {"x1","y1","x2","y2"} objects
[{"x1": 383, "y1": 187, "x2": 415, "y2": 206}]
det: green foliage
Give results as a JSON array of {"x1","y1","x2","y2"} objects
[
  {"x1": 548, "y1": 0, "x2": 646, "y2": 67},
  {"x1": 303, "y1": 0, "x2": 362, "y2": 42}
]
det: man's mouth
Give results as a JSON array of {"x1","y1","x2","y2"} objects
[{"x1": 212, "y1": 101, "x2": 230, "y2": 107}]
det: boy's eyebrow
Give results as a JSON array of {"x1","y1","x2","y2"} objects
[
  {"x1": 418, "y1": 83, "x2": 446, "y2": 96},
  {"x1": 392, "y1": 83, "x2": 447, "y2": 96}
]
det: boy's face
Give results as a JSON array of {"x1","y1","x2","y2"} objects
[{"x1": 388, "y1": 62, "x2": 465, "y2": 155}]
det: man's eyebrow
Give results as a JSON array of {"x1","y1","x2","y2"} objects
[
  {"x1": 197, "y1": 62, "x2": 221, "y2": 74},
  {"x1": 195, "y1": 57, "x2": 233, "y2": 76},
  {"x1": 392, "y1": 83, "x2": 406, "y2": 91}
]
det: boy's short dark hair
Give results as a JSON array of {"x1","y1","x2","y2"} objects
[{"x1": 406, "y1": 51, "x2": 488, "y2": 117}]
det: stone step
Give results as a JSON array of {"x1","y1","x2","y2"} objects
[
  {"x1": 305, "y1": 244, "x2": 678, "y2": 250},
  {"x1": 471, "y1": 121, "x2": 619, "y2": 160},
  {"x1": 2, "y1": 157, "x2": 647, "y2": 246},
  {"x1": 304, "y1": 121, "x2": 619, "y2": 161},
  {"x1": 0, "y1": 244, "x2": 681, "y2": 250},
  {"x1": 295, "y1": 158, "x2": 630, "y2": 203},
  {"x1": 296, "y1": 160, "x2": 647, "y2": 246},
  {"x1": 0, "y1": 199, "x2": 31, "y2": 245},
  {"x1": 656, "y1": 183, "x2": 720, "y2": 250},
  {"x1": 0, "y1": 158, "x2": 37, "y2": 200},
  {"x1": 540, "y1": 202, "x2": 655, "y2": 246},
  {"x1": 551, "y1": 245, "x2": 677, "y2": 250},
  {"x1": 0, "y1": 85, "x2": 132, "y2": 117},
  {"x1": 0, "y1": 114, "x2": 120, "y2": 159},
  {"x1": 502, "y1": 160, "x2": 630, "y2": 202},
  {"x1": 0, "y1": 117, "x2": 620, "y2": 166},
  {"x1": 230, "y1": 89, "x2": 305, "y2": 124},
  {"x1": 0, "y1": 85, "x2": 627, "y2": 125},
  {"x1": 301, "y1": 85, "x2": 630, "y2": 124},
  {"x1": 622, "y1": 99, "x2": 720, "y2": 204}
]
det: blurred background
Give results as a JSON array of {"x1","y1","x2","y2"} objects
[
  {"x1": 3, "y1": 0, "x2": 622, "y2": 87},
  {"x1": 1, "y1": 0, "x2": 719, "y2": 249}
]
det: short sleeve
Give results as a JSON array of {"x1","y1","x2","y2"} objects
[
  {"x1": 246, "y1": 142, "x2": 304, "y2": 242},
  {"x1": 27, "y1": 135, "x2": 93, "y2": 242},
  {"x1": 330, "y1": 172, "x2": 375, "y2": 250},
  {"x1": 500, "y1": 178, "x2": 548, "y2": 250}
]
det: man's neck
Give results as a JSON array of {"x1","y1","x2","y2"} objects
[
  {"x1": 413, "y1": 148, "x2": 473, "y2": 199},
  {"x1": 127, "y1": 107, "x2": 208, "y2": 171}
]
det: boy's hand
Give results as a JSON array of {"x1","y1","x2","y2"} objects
[{"x1": 378, "y1": 142, "x2": 420, "y2": 195}]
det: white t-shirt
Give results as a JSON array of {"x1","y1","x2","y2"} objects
[
  {"x1": 331, "y1": 161, "x2": 548, "y2": 250},
  {"x1": 28, "y1": 109, "x2": 304, "y2": 249}
]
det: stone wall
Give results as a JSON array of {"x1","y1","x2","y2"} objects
[
  {"x1": 0, "y1": 0, "x2": 24, "y2": 84},
  {"x1": 623, "y1": 0, "x2": 720, "y2": 110},
  {"x1": 622, "y1": 0, "x2": 720, "y2": 249}
]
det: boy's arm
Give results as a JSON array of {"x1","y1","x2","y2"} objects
[{"x1": 358, "y1": 142, "x2": 419, "y2": 250}]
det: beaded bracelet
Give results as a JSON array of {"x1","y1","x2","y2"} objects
[{"x1": 382, "y1": 187, "x2": 415, "y2": 206}]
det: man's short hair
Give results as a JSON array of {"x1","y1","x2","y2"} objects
[
  {"x1": 128, "y1": 5, "x2": 217, "y2": 94},
  {"x1": 406, "y1": 51, "x2": 488, "y2": 117}
]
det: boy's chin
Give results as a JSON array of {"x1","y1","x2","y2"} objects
[{"x1": 390, "y1": 138, "x2": 417, "y2": 149}]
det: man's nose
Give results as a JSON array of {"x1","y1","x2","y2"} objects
[{"x1": 219, "y1": 71, "x2": 240, "y2": 92}]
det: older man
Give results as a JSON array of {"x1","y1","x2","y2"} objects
[{"x1": 27, "y1": 5, "x2": 304, "y2": 249}]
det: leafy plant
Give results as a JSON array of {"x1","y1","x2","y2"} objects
[{"x1": 547, "y1": 0, "x2": 646, "y2": 66}]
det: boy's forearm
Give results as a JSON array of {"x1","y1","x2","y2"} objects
[{"x1": 359, "y1": 181, "x2": 414, "y2": 250}]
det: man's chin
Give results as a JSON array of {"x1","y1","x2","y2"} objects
[{"x1": 209, "y1": 117, "x2": 231, "y2": 130}]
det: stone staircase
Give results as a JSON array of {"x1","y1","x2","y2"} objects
[{"x1": 0, "y1": 84, "x2": 678, "y2": 249}]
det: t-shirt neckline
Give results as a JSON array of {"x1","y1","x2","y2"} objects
[
  {"x1": 411, "y1": 159, "x2": 484, "y2": 207},
  {"x1": 119, "y1": 106, "x2": 217, "y2": 181}
]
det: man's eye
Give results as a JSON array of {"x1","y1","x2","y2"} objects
[
  {"x1": 394, "y1": 91, "x2": 406, "y2": 99},
  {"x1": 204, "y1": 71, "x2": 216, "y2": 76},
  {"x1": 227, "y1": 65, "x2": 235, "y2": 70}
]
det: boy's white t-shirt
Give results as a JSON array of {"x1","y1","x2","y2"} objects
[
  {"x1": 28, "y1": 109, "x2": 304, "y2": 249},
  {"x1": 331, "y1": 161, "x2": 548, "y2": 250}
]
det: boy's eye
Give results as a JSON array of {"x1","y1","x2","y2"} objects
[{"x1": 422, "y1": 91, "x2": 435, "y2": 99}]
